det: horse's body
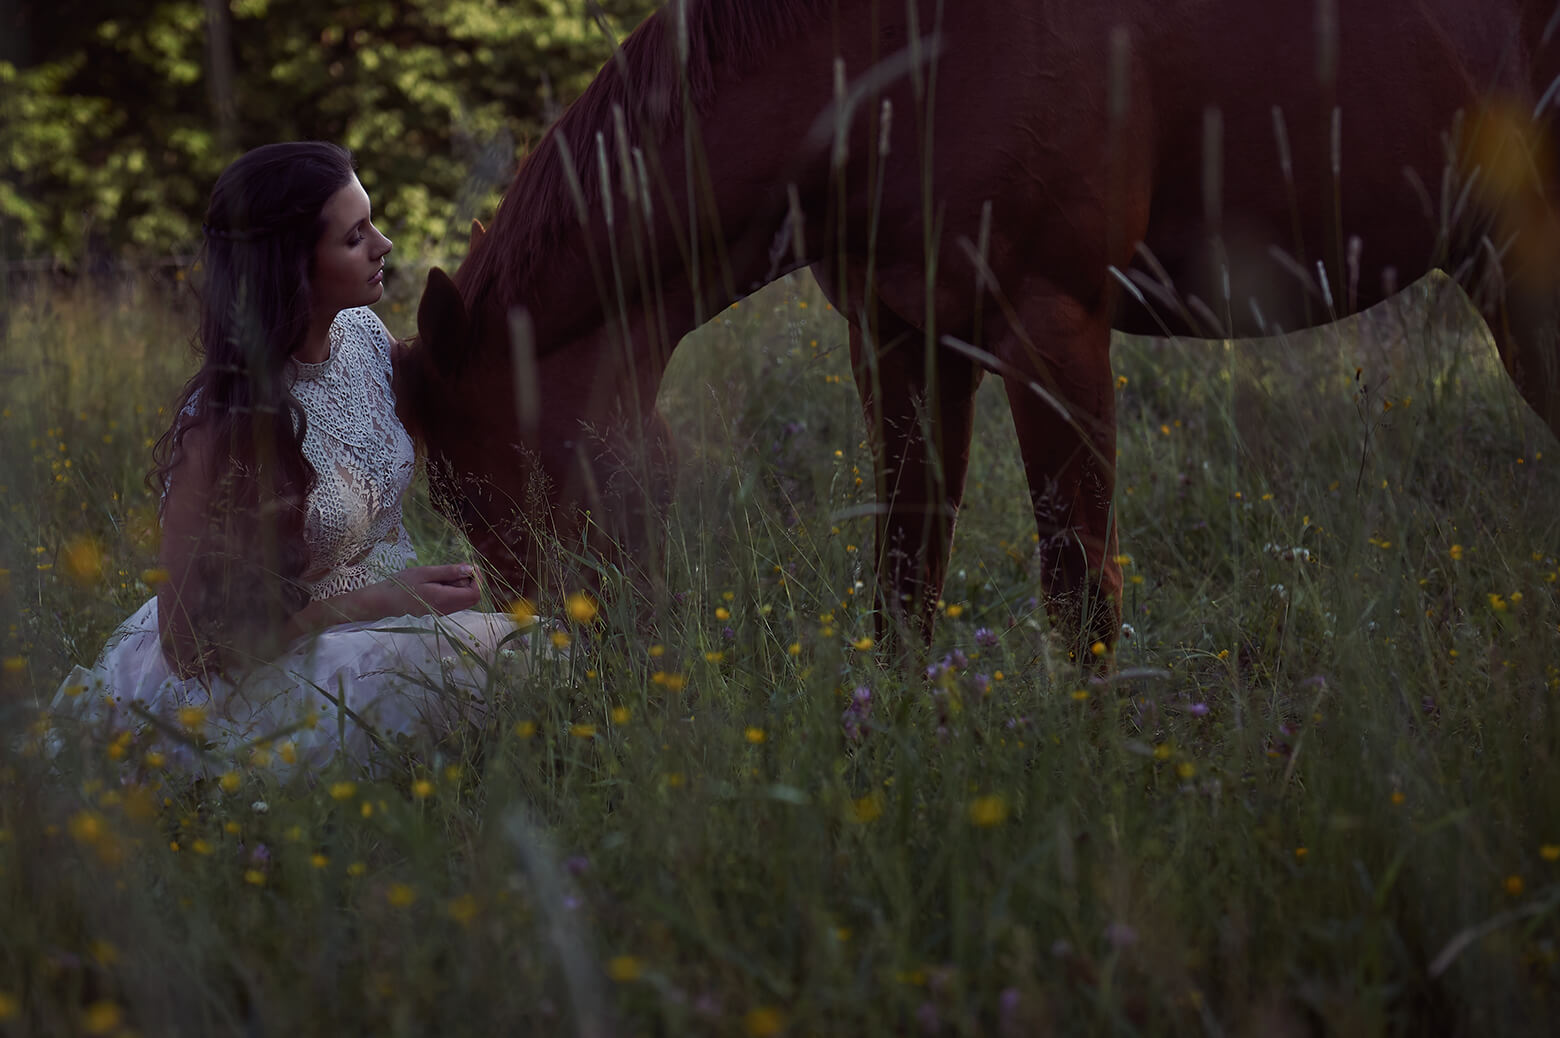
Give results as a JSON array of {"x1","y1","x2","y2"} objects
[{"x1": 399, "y1": 0, "x2": 1560, "y2": 652}]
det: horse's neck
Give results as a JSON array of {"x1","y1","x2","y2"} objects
[{"x1": 525, "y1": 6, "x2": 848, "y2": 370}]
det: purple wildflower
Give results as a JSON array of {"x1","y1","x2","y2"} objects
[
  {"x1": 975, "y1": 627, "x2": 998, "y2": 648},
  {"x1": 1104, "y1": 922, "x2": 1138, "y2": 949},
  {"x1": 842, "y1": 685, "x2": 872, "y2": 742}
]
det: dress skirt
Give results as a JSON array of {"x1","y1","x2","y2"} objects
[{"x1": 53, "y1": 596, "x2": 524, "y2": 774}]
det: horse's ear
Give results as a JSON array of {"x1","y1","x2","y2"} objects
[
  {"x1": 417, "y1": 266, "x2": 472, "y2": 380},
  {"x1": 469, "y1": 218, "x2": 486, "y2": 252}
]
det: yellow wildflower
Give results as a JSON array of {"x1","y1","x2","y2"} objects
[
  {"x1": 848, "y1": 793, "x2": 883, "y2": 823},
  {"x1": 606, "y1": 955, "x2": 643, "y2": 982},
  {"x1": 68, "y1": 811, "x2": 104, "y2": 845},
  {"x1": 968, "y1": 794, "x2": 1009, "y2": 827},
  {"x1": 565, "y1": 592, "x2": 598, "y2": 624},
  {"x1": 744, "y1": 1007, "x2": 785, "y2": 1037},
  {"x1": 448, "y1": 894, "x2": 479, "y2": 925},
  {"x1": 62, "y1": 535, "x2": 105, "y2": 585},
  {"x1": 82, "y1": 1001, "x2": 122, "y2": 1035},
  {"x1": 651, "y1": 671, "x2": 687, "y2": 692}
]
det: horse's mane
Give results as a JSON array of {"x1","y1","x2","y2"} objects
[{"x1": 455, "y1": 0, "x2": 835, "y2": 314}]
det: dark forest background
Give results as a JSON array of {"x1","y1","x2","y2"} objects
[{"x1": 1, "y1": 0, "x2": 660, "y2": 266}]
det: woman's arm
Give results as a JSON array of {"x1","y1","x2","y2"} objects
[
  {"x1": 157, "y1": 429, "x2": 482, "y2": 677},
  {"x1": 155, "y1": 427, "x2": 221, "y2": 678},
  {"x1": 279, "y1": 564, "x2": 482, "y2": 644}
]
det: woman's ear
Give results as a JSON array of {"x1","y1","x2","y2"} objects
[{"x1": 416, "y1": 267, "x2": 471, "y2": 380}]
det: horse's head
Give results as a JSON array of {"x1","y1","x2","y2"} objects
[
  {"x1": 396, "y1": 225, "x2": 675, "y2": 605},
  {"x1": 392, "y1": 265, "x2": 527, "y2": 593}
]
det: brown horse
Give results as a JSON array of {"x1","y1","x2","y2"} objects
[{"x1": 397, "y1": 0, "x2": 1560, "y2": 655}]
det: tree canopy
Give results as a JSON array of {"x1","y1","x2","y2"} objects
[{"x1": 1, "y1": 0, "x2": 658, "y2": 266}]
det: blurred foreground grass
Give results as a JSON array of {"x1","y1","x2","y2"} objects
[{"x1": 1, "y1": 269, "x2": 1558, "y2": 1035}]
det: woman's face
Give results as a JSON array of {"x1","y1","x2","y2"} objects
[{"x1": 311, "y1": 174, "x2": 393, "y2": 318}]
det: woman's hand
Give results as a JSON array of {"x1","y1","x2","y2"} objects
[
  {"x1": 367, "y1": 564, "x2": 483, "y2": 618},
  {"x1": 279, "y1": 564, "x2": 483, "y2": 644}
]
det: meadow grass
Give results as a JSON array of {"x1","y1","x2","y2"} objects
[{"x1": 1, "y1": 267, "x2": 1558, "y2": 1035}]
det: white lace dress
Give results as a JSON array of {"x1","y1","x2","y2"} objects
[{"x1": 54, "y1": 307, "x2": 522, "y2": 773}]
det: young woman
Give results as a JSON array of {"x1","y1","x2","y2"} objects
[{"x1": 56, "y1": 141, "x2": 523, "y2": 771}]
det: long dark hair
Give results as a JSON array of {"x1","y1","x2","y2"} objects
[{"x1": 150, "y1": 141, "x2": 356, "y2": 672}]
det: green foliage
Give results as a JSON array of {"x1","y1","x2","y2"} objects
[{"x1": 1, "y1": 0, "x2": 658, "y2": 265}]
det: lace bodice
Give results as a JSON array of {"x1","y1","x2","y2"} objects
[{"x1": 288, "y1": 307, "x2": 417, "y2": 600}]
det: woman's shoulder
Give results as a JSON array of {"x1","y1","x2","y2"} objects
[{"x1": 334, "y1": 306, "x2": 396, "y2": 362}]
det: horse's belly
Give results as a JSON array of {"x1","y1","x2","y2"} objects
[{"x1": 1117, "y1": 0, "x2": 1525, "y2": 338}]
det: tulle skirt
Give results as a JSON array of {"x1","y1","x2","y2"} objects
[{"x1": 52, "y1": 596, "x2": 526, "y2": 774}]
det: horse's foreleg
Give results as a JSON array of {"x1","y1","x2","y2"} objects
[
  {"x1": 999, "y1": 295, "x2": 1122, "y2": 662},
  {"x1": 849, "y1": 315, "x2": 982, "y2": 644}
]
